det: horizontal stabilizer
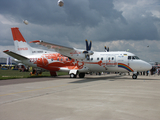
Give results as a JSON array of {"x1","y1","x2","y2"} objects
[{"x1": 3, "y1": 50, "x2": 29, "y2": 60}]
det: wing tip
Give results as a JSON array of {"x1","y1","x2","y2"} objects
[{"x1": 3, "y1": 50, "x2": 9, "y2": 52}]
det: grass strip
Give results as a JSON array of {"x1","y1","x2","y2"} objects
[{"x1": 0, "y1": 69, "x2": 68, "y2": 80}]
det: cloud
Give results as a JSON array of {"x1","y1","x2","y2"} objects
[
  {"x1": 0, "y1": 0, "x2": 159, "y2": 41},
  {"x1": 113, "y1": 0, "x2": 160, "y2": 40},
  {"x1": 0, "y1": 0, "x2": 160, "y2": 62}
]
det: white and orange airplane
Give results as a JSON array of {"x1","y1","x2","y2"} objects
[
  {"x1": 30, "y1": 38, "x2": 152, "y2": 79},
  {"x1": 3, "y1": 27, "x2": 80, "y2": 76}
]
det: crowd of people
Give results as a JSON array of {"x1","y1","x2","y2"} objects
[{"x1": 139, "y1": 66, "x2": 160, "y2": 76}]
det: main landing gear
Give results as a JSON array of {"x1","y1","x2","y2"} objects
[
  {"x1": 70, "y1": 73, "x2": 85, "y2": 78},
  {"x1": 70, "y1": 73, "x2": 77, "y2": 78},
  {"x1": 79, "y1": 73, "x2": 85, "y2": 78},
  {"x1": 50, "y1": 71, "x2": 57, "y2": 77}
]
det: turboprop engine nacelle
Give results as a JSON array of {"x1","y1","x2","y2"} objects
[
  {"x1": 58, "y1": 0, "x2": 64, "y2": 7},
  {"x1": 85, "y1": 51, "x2": 94, "y2": 56},
  {"x1": 70, "y1": 52, "x2": 86, "y2": 60},
  {"x1": 69, "y1": 51, "x2": 94, "y2": 60}
]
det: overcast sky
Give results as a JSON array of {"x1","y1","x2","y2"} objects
[{"x1": 0, "y1": 0, "x2": 160, "y2": 62}]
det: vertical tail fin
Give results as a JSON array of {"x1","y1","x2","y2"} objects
[{"x1": 11, "y1": 27, "x2": 32, "y2": 56}]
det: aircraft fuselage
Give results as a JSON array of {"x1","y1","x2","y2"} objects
[{"x1": 80, "y1": 51, "x2": 151, "y2": 73}]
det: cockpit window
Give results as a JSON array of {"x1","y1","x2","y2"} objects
[
  {"x1": 128, "y1": 56, "x2": 140, "y2": 60},
  {"x1": 132, "y1": 56, "x2": 136, "y2": 59},
  {"x1": 135, "y1": 56, "x2": 140, "y2": 59},
  {"x1": 128, "y1": 56, "x2": 131, "y2": 60}
]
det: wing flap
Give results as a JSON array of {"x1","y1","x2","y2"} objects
[{"x1": 3, "y1": 50, "x2": 29, "y2": 60}]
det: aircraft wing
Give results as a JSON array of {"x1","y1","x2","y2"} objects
[
  {"x1": 30, "y1": 40, "x2": 88, "y2": 60},
  {"x1": 30, "y1": 40, "x2": 81, "y2": 58},
  {"x1": 30, "y1": 40, "x2": 74, "y2": 51},
  {"x1": 3, "y1": 50, "x2": 29, "y2": 60}
]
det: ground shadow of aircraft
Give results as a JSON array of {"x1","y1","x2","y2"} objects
[{"x1": 69, "y1": 75, "x2": 122, "y2": 83}]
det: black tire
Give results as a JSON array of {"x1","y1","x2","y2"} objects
[
  {"x1": 70, "y1": 73, "x2": 77, "y2": 78},
  {"x1": 79, "y1": 73, "x2": 85, "y2": 78},
  {"x1": 132, "y1": 74, "x2": 137, "y2": 79}
]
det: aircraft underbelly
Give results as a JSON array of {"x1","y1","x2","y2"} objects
[
  {"x1": 23, "y1": 60, "x2": 37, "y2": 68},
  {"x1": 87, "y1": 64, "x2": 106, "y2": 72}
]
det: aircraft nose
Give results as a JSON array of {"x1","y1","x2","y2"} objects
[
  {"x1": 144, "y1": 61, "x2": 152, "y2": 71},
  {"x1": 136, "y1": 60, "x2": 152, "y2": 71}
]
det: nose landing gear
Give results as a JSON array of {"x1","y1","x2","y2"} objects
[{"x1": 132, "y1": 74, "x2": 137, "y2": 79}]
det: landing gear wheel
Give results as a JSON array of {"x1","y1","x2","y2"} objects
[
  {"x1": 70, "y1": 73, "x2": 77, "y2": 78},
  {"x1": 79, "y1": 73, "x2": 85, "y2": 78},
  {"x1": 132, "y1": 74, "x2": 137, "y2": 79}
]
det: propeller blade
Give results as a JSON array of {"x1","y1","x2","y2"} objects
[
  {"x1": 83, "y1": 40, "x2": 94, "y2": 60},
  {"x1": 85, "y1": 39, "x2": 89, "y2": 51},
  {"x1": 104, "y1": 46, "x2": 107, "y2": 51},
  {"x1": 104, "y1": 46, "x2": 109, "y2": 52},
  {"x1": 88, "y1": 41, "x2": 92, "y2": 51},
  {"x1": 107, "y1": 47, "x2": 109, "y2": 52}
]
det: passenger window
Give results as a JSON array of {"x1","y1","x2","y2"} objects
[
  {"x1": 61, "y1": 58, "x2": 63, "y2": 61},
  {"x1": 57, "y1": 58, "x2": 59, "y2": 61},
  {"x1": 51, "y1": 58, "x2": 53, "y2": 61},
  {"x1": 101, "y1": 57, "x2": 103, "y2": 60},
  {"x1": 112, "y1": 57, "x2": 114, "y2": 60},
  {"x1": 97, "y1": 58, "x2": 99, "y2": 60},
  {"x1": 108, "y1": 57, "x2": 110, "y2": 60},
  {"x1": 128, "y1": 56, "x2": 131, "y2": 60},
  {"x1": 66, "y1": 58, "x2": 68, "y2": 61},
  {"x1": 91, "y1": 58, "x2": 93, "y2": 61}
]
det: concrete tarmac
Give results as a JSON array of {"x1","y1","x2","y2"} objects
[{"x1": 0, "y1": 74, "x2": 160, "y2": 120}]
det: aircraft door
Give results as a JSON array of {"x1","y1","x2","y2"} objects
[
  {"x1": 106, "y1": 56, "x2": 116, "y2": 67},
  {"x1": 128, "y1": 56, "x2": 131, "y2": 67}
]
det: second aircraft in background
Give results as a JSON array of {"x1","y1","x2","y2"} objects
[{"x1": 3, "y1": 27, "x2": 79, "y2": 77}]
